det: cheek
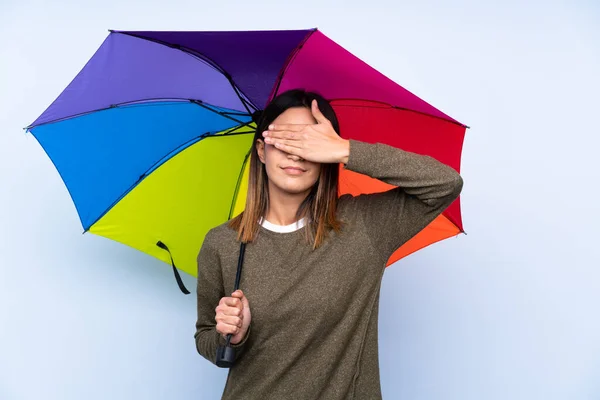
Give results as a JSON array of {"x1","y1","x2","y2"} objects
[
  {"x1": 263, "y1": 145, "x2": 282, "y2": 165},
  {"x1": 309, "y1": 165, "x2": 322, "y2": 179},
  {"x1": 311, "y1": 168, "x2": 321, "y2": 180},
  {"x1": 263, "y1": 155, "x2": 283, "y2": 180},
  {"x1": 303, "y1": 168, "x2": 321, "y2": 187}
]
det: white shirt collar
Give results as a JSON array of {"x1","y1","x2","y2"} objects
[{"x1": 259, "y1": 216, "x2": 308, "y2": 233}]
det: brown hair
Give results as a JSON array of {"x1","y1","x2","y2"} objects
[{"x1": 228, "y1": 89, "x2": 343, "y2": 249}]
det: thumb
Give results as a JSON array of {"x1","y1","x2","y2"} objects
[
  {"x1": 240, "y1": 292, "x2": 250, "y2": 309},
  {"x1": 311, "y1": 99, "x2": 329, "y2": 125}
]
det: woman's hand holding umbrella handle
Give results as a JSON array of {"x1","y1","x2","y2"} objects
[{"x1": 215, "y1": 290, "x2": 251, "y2": 345}]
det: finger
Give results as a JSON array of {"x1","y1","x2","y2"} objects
[
  {"x1": 274, "y1": 141, "x2": 305, "y2": 156},
  {"x1": 311, "y1": 99, "x2": 330, "y2": 125},
  {"x1": 217, "y1": 323, "x2": 240, "y2": 336},
  {"x1": 263, "y1": 130, "x2": 301, "y2": 140},
  {"x1": 268, "y1": 123, "x2": 306, "y2": 132},
  {"x1": 264, "y1": 136, "x2": 303, "y2": 149},
  {"x1": 266, "y1": 138, "x2": 303, "y2": 153},
  {"x1": 218, "y1": 305, "x2": 243, "y2": 317},
  {"x1": 241, "y1": 294, "x2": 250, "y2": 310},
  {"x1": 217, "y1": 315, "x2": 243, "y2": 327},
  {"x1": 232, "y1": 290, "x2": 249, "y2": 308},
  {"x1": 224, "y1": 297, "x2": 242, "y2": 309}
]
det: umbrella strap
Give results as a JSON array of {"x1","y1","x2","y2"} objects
[{"x1": 156, "y1": 241, "x2": 190, "y2": 295}]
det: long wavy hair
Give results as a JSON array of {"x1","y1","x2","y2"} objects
[{"x1": 228, "y1": 89, "x2": 343, "y2": 249}]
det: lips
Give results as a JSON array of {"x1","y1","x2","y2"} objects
[
  {"x1": 283, "y1": 167, "x2": 306, "y2": 172},
  {"x1": 281, "y1": 166, "x2": 306, "y2": 175},
  {"x1": 281, "y1": 166, "x2": 306, "y2": 172}
]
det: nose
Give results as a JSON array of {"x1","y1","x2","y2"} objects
[{"x1": 287, "y1": 153, "x2": 304, "y2": 162}]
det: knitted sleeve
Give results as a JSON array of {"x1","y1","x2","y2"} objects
[{"x1": 343, "y1": 139, "x2": 463, "y2": 260}]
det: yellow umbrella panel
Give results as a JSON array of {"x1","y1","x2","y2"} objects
[{"x1": 89, "y1": 128, "x2": 254, "y2": 281}]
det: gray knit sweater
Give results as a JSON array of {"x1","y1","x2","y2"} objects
[{"x1": 194, "y1": 139, "x2": 463, "y2": 399}]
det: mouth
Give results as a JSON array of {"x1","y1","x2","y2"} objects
[{"x1": 281, "y1": 166, "x2": 307, "y2": 175}]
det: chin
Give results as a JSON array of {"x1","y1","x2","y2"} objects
[
  {"x1": 273, "y1": 177, "x2": 318, "y2": 195},
  {"x1": 281, "y1": 183, "x2": 315, "y2": 195}
]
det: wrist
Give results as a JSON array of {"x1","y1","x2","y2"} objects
[{"x1": 339, "y1": 139, "x2": 350, "y2": 165}]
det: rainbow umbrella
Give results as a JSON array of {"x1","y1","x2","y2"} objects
[{"x1": 26, "y1": 28, "x2": 467, "y2": 293}]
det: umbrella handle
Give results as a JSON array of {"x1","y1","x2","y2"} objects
[
  {"x1": 216, "y1": 334, "x2": 236, "y2": 367},
  {"x1": 215, "y1": 241, "x2": 246, "y2": 368}
]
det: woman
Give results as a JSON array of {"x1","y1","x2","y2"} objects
[{"x1": 194, "y1": 89, "x2": 463, "y2": 399}]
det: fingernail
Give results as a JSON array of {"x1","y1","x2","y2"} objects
[
  {"x1": 262, "y1": 131, "x2": 268, "y2": 136},
  {"x1": 268, "y1": 124, "x2": 274, "y2": 130}
]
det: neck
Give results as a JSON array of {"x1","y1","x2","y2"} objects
[{"x1": 265, "y1": 185, "x2": 310, "y2": 226}]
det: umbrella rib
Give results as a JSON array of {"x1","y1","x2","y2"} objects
[
  {"x1": 83, "y1": 130, "x2": 254, "y2": 232},
  {"x1": 137, "y1": 130, "x2": 254, "y2": 181},
  {"x1": 220, "y1": 111, "x2": 252, "y2": 117},
  {"x1": 111, "y1": 31, "x2": 226, "y2": 76},
  {"x1": 329, "y1": 98, "x2": 469, "y2": 129},
  {"x1": 25, "y1": 98, "x2": 249, "y2": 130},
  {"x1": 112, "y1": 31, "x2": 259, "y2": 114},
  {"x1": 222, "y1": 124, "x2": 254, "y2": 136},
  {"x1": 268, "y1": 29, "x2": 317, "y2": 103},
  {"x1": 228, "y1": 149, "x2": 252, "y2": 220},
  {"x1": 189, "y1": 100, "x2": 255, "y2": 130}
]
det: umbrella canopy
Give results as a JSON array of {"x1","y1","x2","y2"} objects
[{"x1": 27, "y1": 28, "x2": 466, "y2": 291}]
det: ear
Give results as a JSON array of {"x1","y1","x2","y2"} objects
[{"x1": 256, "y1": 139, "x2": 266, "y2": 164}]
